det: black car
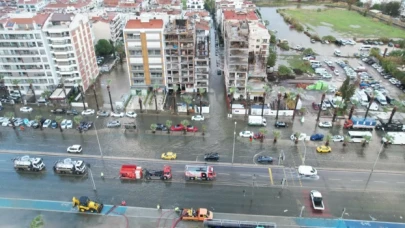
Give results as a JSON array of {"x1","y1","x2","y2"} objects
[
  {"x1": 66, "y1": 109, "x2": 79, "y2": 115},
  {"x1": 31, "y1": 121, "x2": 39, "y2": 129},
  {"x1": 275, "y1": 121, "x2": 288, "y2": 128},
  {"x1": 204, "y1": 153, "x2": 220, "y2": 161},
  {"x1": 50, "y1": 108, "x2": 66, "y2": 114},
  {"x1": 156, "y1": 123, "x2": 168, "y2": 131},
  {"x1": 77, "y1": 121, "x2": 93, "y2": 131},
  {"x1": 257, "y1": 156, "x2": 273, "y2": 163}
]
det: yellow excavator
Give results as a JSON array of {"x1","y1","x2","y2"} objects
[{"x1": 72, "y1": 196, "x2": 103, "y2": 213}]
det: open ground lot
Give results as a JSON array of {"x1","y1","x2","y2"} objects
[{"x1": 283, "y1": 8, "x2": 405, "y2": 38}]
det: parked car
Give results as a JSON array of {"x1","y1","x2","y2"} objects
[
  {"x1": 191, "y1": 115, "x2": 205, "y2": 121},
  {"x1": 50, "y1": 108, "x2": 65, "y2": 114},
  {"x1": 97, "y1": 110, "x2": 110, "y2": 117},
  {"x1": 310, "y1": 134, "x2": 324, "y2": 141},
  {"x1": 50, "y1": 120, "x2": 58, "y2": 129},
  {"x1": 316, "y1": 146, "x2": 332, "y2": 153},
  {"x1": 257, "y1": 156, "x2": 273, "y2": 163},
  {"x1": 318, "y1": 122, "x2": 332, "y2": 128},
  {"x1": 107, "y1": 120, "x2": 121, "y2": 128},
  {"x1": 161, "y1": 152, "x2": 177, "y2": 160},
  {"x1": 42, "y1": 119, "x2": 52, "y2": 128},
  {"x1": 156, "y1": 123, "x2": 168, "y2": 131},
  {"x1": 13, "y1": 118, "x2": 24, "y2": 126},
  {"x1": 275, "y1": 121, "x2": 288, "y2": 128},
  {"x1": 125, "y1": 111, "x2": 137, "y2": 118},
  {"x1": 81, "y1": 109, "x2": 95, "y2": 115},
  {"x1": 171, "y1": 124, "x2": 185, "y2": 131},
  {"x1": 253, "y1": 133, "x2": 264, "y2": 140},
  {"x1": 20, "y1": 106, "x2": 33, "y2": 113},
  {"x1": 66, "y1": 109, "x2": 79, "y2": 115},
  {"x1": 186, "y1": 125, "x2": 198, "y2": 132},
  {"x1": 111, "y1": 111, "x2": 124, "y2": 117},
  {"x1": 290, "y1": 133, "x2": 307, "y2": 141},
  {"x1": 239, "y1": 131, "x2": 254, "y2": 138},
  {"x1": 204, "y1": 153, "x2": 219, "y2": 161},
  {"x1": 77, "y1": 121, "x2": 93, "y2": 131},
  {"x1": 67, "y1": 145, "x2": 83, "y2": 153},
  {"x1": 61, "y1": 119, "x2": 73, "y2": 129}
]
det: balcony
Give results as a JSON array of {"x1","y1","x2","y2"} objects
[{"x1": 196, "y1": 69, "x2": 208, "y2": 74}]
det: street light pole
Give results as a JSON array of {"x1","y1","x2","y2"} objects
[
  {"x1": 364, "y1": 142, "x2": 385, "y2": 192},
  {"x1": 232, "y1": 121, "x2": 237, "y2": 165}
]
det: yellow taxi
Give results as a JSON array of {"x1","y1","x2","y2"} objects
[
  {"x1": 161, "y1": 152, "x2": 177, "y2": 160},
  {"x1": 316, "y1": 146, "x2": 332, "y2": 153}
]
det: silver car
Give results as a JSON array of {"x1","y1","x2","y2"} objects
[
  {"x1": 97, "y1": 110, "x2": 110, "y2": 117},
  {"x1": 107, "y1": 120, "x2": 121, "y2": 128}
]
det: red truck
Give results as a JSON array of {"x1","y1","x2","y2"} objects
[
  {"x1": 119, "y1": 165, "x2": 143, "y2": 180},
  {"x1": 185, "y1": 165, "x2": 216, "y2": 181},
  {"x1": 119, "y1": 164, "x2": 172, "y2": 180}
]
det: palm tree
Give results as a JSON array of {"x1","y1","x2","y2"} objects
[
  {"x1": 362, "y1": 135, "x2": 372, "y2": 147},
  {"x1": 198, "y1": 88, "x2": 206, "y2": 115},
  {"x1": 27, "y1": 79, "x2": 36, "y2": 103},
  {"x1": 30, "y1": 215, "x2": 44, "y2": 228},
  {"x1": 294, "y1": 132, "x2": 301, "y2": 144},
  {"x1": 383, "y1": 134, "x2": 394, "y2": 146},
  {"x1": 245, "y1": 85, "x2": 253, "y2": 119},
  {"x1": 261, "y1": 85, "x2": 271, "y2": 117},
  {"x1": 138, "y1": 96, "x2": 143, "y2": 113},
  {"x1": 150, "y1": 123, "x2": 157, "y2": 133},
  {"x1": 11, "y1": 79, "x2": 22, "y2": 103},
  {"x1": 107, "y1": 79, "x2": 114, "y2": 112},
  {"x1": 60, "y1": 78, "x2": 68, "y2": 106},
  {"x1": 343, "y1": 135, "x2": 350, "y2": 147},
  {"x1": 273, "y1": 130, "x2": 281, "y2": 143},
  {"x1": 316, "y1": 93, "x2": 326, "y2": 122},
  {"x1": 325, "y1": 134, "x2": 332, "y2": 146},
  {"x1": 153, "y1": 84, "x2": 159, "y2": 113},
  {"x1": 41, "y1": 90, "x2": 52, "y2": 100},
  {"x1": 202, "y1": 124, "x2": 207, "y2": 136},
  {"x1": 258, "y1": 128, "x2": 267, "y2": 143},
  {"x1": 275, "y1": 92, "x2": 282, "y2": 120},
  {"x1": 90, "y1": 78, "x2": 99, "y2": 111},
  {"x1": 181, "y1": 119, "x2": 189, "y2": 134},
  {"x1": 173, "y1": 85, "x2": 179, "y2": 114},
  {"x1": 35, "y1": 115, "x2": 43, "y2": 130},
  {"x1": 364, "y1": 97, "x2": 374, "y2": 119},
  {"x1": 183, "y1": 95, "x2": 192, "y2": 115},
  {"x1": 115, "y1": 41, "x2": 125, "y2": 65},
  {"x1": 73, "y1": 116, "x2": 83, "y2": 133},
  {"x1": 109, "y1": 39, "x2": 116, "y2": 59},
  {"x1": 55, "y1": 116, "x2": 64, "y2": 132},
  {"x1": 165, "y1": 120, "x2": 172, "y2": 134},
  {"x1": 5, "y1": 112, "x2": 15, "y2": 129},
  {"x1": 229, "y1": 86, "x2": 237, "y2": 115}
]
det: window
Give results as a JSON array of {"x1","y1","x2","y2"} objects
[
  {"x1": 256, "y1": 39, "x2": 260, "y2": 42},
  {"x1": 256, "y1": 45, "x2": 259, "y2": 48},
  {"x1": 131, "y1": 65, "x2": 143, "y2": 70},
  {"x1": 263, "y1": 39, "x2": 267, "y2": 43}
]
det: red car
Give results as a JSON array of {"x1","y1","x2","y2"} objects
[
  {"x1": 253, "y1": 133, "x2": 264, "y2": 140},
  {"x1": 312, "y1": 102, "x2": 319, "y2": 110},
  {"x1": 186, "y1": 125, "x2": 198, "y2": 132},
  {"x1": 170, "y1": 124, "x2": 184, "y2": 131}
]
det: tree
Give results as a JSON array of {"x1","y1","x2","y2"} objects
[
  {"x1": 109, "y1": 39, "x2": 116, "y2": 59},
  {"x1": 153, "y1": 84, "x2": 159, "y2": 113},
  {"x1": 294, "y1": 132, "x2": 301, "y2": 144},
  {"x1": 55, "y1": 116, "x2": 64, "y2": 133},
  {"x1": 383, "y1": 133, "x2": 394, "y2": 146},
  {"x1": 5, "y1": 112, "x2": 15, "y2": 129},
  {"x1": 278, "y1": 65, "x2": 292, "y2": 76},
  {"x1": 11, "y1": 79, "x2": 22, "y2": 103},
  {"x1": 338, "y1": 77, "x2": 356, "y2": 109},
  {"x1": 35, "y1": 115, "x2": 43, "y2": 130},
  {"x1": 181, "y1": 120, "x2": 189, "y2": 134},
  {"x1": 106, "y1": 79, "x2": 114, "y2": 112},
  {"x1": 27, "y1": 79, "x2": 36, "y2": 103},
  {"x1": 183, "y1": 95, "x2": 192, "y2": 115},
  {"x1": 59, "y1": 78, "x2": 68, "y2": 107},
  {"x1": 90, "y1": 78, "x2": 99, "y2": 111},
  {"x1": 245, "y1": 85, "x2": 253, "y2": 119},
  {"x1": 262, "y1": 85, "x2": 271, "y2": 117},
  {"x1": 267, "y1": 49, "x2": 277, "y2": 68},
  {"x1": 115, "y1": 42, "x2": 125, "y2": 65},
  {"x1": 270, "y1": 32, "x2": 277, "y2": 44},
  {"x1": 95, "y1": 39, "x2": 113, "y2": 56},
  {"x1": 325, "y1": 134, "x2": 332, "y2": 146},
  {"x1": 362, "y1": 135, "x2": 372, "y2": 147},
  {"x1": 273, "y1": 130, "x2": 281, "y2": 143},
  {"x1": 382, "y1": 2, "x2": 400, "y2": 17},
  {"x1": 302, "y1": 48, "x2": 315, "y2": 56},
  {"x1": 165, "y1": 120, "x2": 172, "y2": 134},
  {"x1": 258, "y1": 128, "x2": 267, "y2": 143},
  {"x1": 150, "y1": 123, "x2": 157, "y2": 133},
  {"x1": 204, "y1": 0, "x2": 215, "y2": 14},
  {"x1": 229, "y1": 86, "x2": 237, "y2": 115},
  {"x1": 202, "y1": 124, "x2": 207, "y2": 136},
  {"x1": 343, "y1": 135, "x2": 350, "y2": 147},
  {"x1": 73, "y1": 116, "x2": 83, "y2": 133},
  {"x1": 41, "y1": 90, "x2": 52, "y2": 100},
  {"x1": 30, "y1": 215, "x2": 44, "y2": 228},
  {"x1": 173, "y1": 85, "x2": 179, "y2": 114},
  {"x1": 198, "y1": 88, "x2": 206, "y2": 115}
]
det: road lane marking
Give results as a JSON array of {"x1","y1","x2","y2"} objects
[
  {"x1": 329, "y1": 178, "x2": 341, "y2": 181},
  {"x1": 282, "y1": 167, "x2": 288, "y2": 186},
  {"x1": 218, "y1": 173, "x2": 230, "y2": 175},
  {"x1": 373, "y1": 181, "x2": 386, "y2": 183},
  {"x1": 396, "y1": 182, "x2": 405, "y2": 184},
  {"x1": 351, "y1": 180, "x2": 363, "y2": 182},
  {"x1": 268, "y1": 168, "x2": 274, "y2": 185},
  {"x1": 239, "y1": 174, "x2": 250, "y2": 177}
]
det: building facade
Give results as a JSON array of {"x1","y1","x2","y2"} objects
[
  {"x1": 91, "y1": 12, "x2": 124, "y2": 42},
  {"x1": 123, "y1": 16, "x2": 166, "y2": 95},
  {"x1": 186, "y1": 0, "x2": 204, "y2": 10},
  {"x1": 17, "y1": 0, "x2": 48, "y2": 12}
]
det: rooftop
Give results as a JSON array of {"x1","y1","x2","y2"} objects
[
  {"x1": 195, "y1": 21, "x2": 209, "y2": 31},
  {"x1": 0, "y1": 13, "x2": 50, "y2": 27},
  {"x1": 184, "y1": 11, "x2": 209, "y2": 17},
  {"x1": 91, "y1": 13, "x2": 118, "y2": 23},
  {"x1": 125, "y1": 19, "x2": 163, "y2": 29},
  {"x1": 50, "y1": 13, "x2": 72, "y2": 22},
  {"x1": 44, "y1": 0, "x2": 92, "y2": 9},
  {"x1": 223, "y1": 10, "x2": 258, "y2": 21}
]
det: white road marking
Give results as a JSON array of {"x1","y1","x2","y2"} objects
[
  {"x1": 218, "y1": 173, "x2": 230, "y2": 175},
  {"x1": 329, "y1": 178, "x2": 341, "y2": 181},
  {"x1": 239, "y1": 174, "x2": 250, "y2": 176},
  {"x1": 350, "y1": 180, "x2": 363, "y2": 182},
  {"x1": 396, "y1": 182, "x2": 405, "y2": 184},
  {"x1": 373, "y1": 181, "x2": 386, "y2": 183}
]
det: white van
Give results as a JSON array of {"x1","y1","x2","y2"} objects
[
  {"x1": 359, "y1": 45, "x2": 371, "y2": 51},
  {"x1": 334, "y1": 49, "x2": 341, "y2": 57},
  {"x1": 310, "y1": 60, "x2": 321, "y2": 65},
  {"x1": 315, "y1": 68, "x2": 327, "y2": 74},
  {"x1": 298, "y1": 165, "x2": 317, "y2": 177}
]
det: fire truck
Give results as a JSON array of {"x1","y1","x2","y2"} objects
[
  {"x1": 119, "y1": 164, "x2": 172, "y2": 180},
  {"x1": 13, "y1": 155, "x2": 45, "y2": 172},
  {"x1": 119, "y1": 164, "x2": 143, "y2": 180},
  {"x1": 53, "y1": 158, "x2": 87, "y2": 175},
  {"x1": 145, "y1": 165, "x2": 172, "y2": 180},
  {"x1": 185, "y1": 165, "x2": 216, "y2": 181}
]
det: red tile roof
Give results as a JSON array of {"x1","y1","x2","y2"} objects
[
  {"x1": 196, "y1": 22, "x2": 209, "y2": 31},
  {"x1": 223, "y1": 10, "x2": 258, "y2": 21},
  {"x1": 103, "y1": 0, "x2": 118, "y2": 7},
  {"x1": 3, "y1": 13, "x2": 50, "y2": 26},
  {"x1": 258, "y1": 23, "x2": 266, "y2": 29},
  {"x1": 184, "y1": 11, "x2": 209, "y2": 17},
  {"x1": 91, "y1": 13, "x2": 117, "y2": 23},
  {"x1": 125, "y1": 19, "x2": 163, "y2": 29}
]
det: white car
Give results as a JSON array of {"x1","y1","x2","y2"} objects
[
  {"x1": 332, "y1": 135, "x2": 344, "y2": 142},
  {"x1": 318, "y1": 122, "x2": 332, "y2": 128},
  {"x1": 20, "y1": 106, "x2": 33, "y2": 113},
  {"x1": 2, "y1": 121, "x2": 10, "y2": 127},
  {"x1": 333, "y1": 70, "x2": 339, "y2": 76},
  {"x1": 191, "y1": 115, "x2": 205, "y2": 121},
  {"x1": 81, "y1": 109, "x2": 95, "y2": 115},
  {"x1": 67, "y1": 145, "x2": 82, "y2": 153},
  {"x1": 290, "y1": 133, "x2": 307, "y2": 141},
  {"x1": 239, "y1": 131, "x2": 254, "y2": 138},
  {"x1": 61, "y1": 119, "x2": 73, "y2": 129},
  {"x1": 125, "y1": 111, "x2": 137, "y2": 118},
  {"x1": 42, "y1": 119, "x2": 52, "y2": 128},
  {"x1": 111, "y1": 111, "x2": 124, "y2": 117}
]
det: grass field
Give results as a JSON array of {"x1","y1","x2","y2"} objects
[
  {"x1": 285, "y1": 55, "x2": 314, "y2": 73},
  {"x1": 284, "y1": 8, "x2": 405, "y2": 38}
]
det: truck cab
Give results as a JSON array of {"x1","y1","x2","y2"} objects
[
  {"x1": 53, "y1": 158, "x2": 86, "y2": 175},
  {"x1": 181, "y1": 208, "x2": 213, "y2": 221},
  {"x1": 145, "y1": 165, "x2": 172, "y2": 180},
  {"x1": 310, "y1": 190, "x2": 325, "y2": 210},
  {"x1": 13, "y1": 156, "x2": 45, "y2": 171}
]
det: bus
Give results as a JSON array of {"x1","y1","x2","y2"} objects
[{"x1": 348, "y1": 131, "x2": 373, "y2": 143}]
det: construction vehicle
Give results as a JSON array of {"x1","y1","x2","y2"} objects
[
  {"x1": 343, "y1": 116, "x2": 376, "y2": 130},
  {"x1": 145, "y1": 165, "x2": 172, "y2": 180},
  {"x1": 72, "y1": 196, "x2": 103, "y2": 213},
  {"x1": 185, "y1": 165, "x2": 216, "y2": 181},
  {"x1": 13, "y1": 155, "x2": 45, "y2": 172},
  {"x1": 119, "y1": 164, "x2": 143, "y2": 180},
  {"x1": 53, "y1": 158, "x2": 86, "y2": 175},
  {"x1": 375, "y1": 120, "x2": 404, "y2": 132},
  {"x1": 181, "y1": 208, "x2": 213, "y2": 221}
]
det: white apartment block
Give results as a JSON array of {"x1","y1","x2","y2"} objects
[
  {"x1": 17, "y1": 0, "x2": 47, "y2": 12},
  {"x1": 91, "y1": 12, "x2": 124, "y2": 42},
  {"x1": 186, "y1": 0, "x2": 204, "y2": 10},
  {"x1": 123, "y1": 16, "x2": 166, "y2": 95},
  {"x1": 0, "y1": 13, "x2": 56, "y2": 95},
  {"x1": 42, "y1": 13, "x2": 99, "y2": 92}
]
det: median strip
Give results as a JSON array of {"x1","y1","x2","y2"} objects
[{"x1": 268, "y1": 168, "x2": 274, "y2": 185}]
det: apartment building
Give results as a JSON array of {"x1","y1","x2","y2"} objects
[
  {"x1": 91, "y1": 12, "x2": 124, "y2": 42},
  {"x1": 186, "y1": 0, "x2": 204, "y2": 10},
  {"x1": 0, "y1": 13, "x2": 56, "y2": 95},
  {"x1": 123, "y1": 16, "x2": 166, "y2": 95},
  {"x1": 215, "y1": 1, "x2": 256, "y2": 27},
  {"x1": 42, "y1": 13, "x2": 99, "y2": 92},
  {"x1": 17, "y1": 0, "x2": 48, "y2": 12},
  {"x1": 194, "y1": 21, "x2": 210, "y2": 92}
]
